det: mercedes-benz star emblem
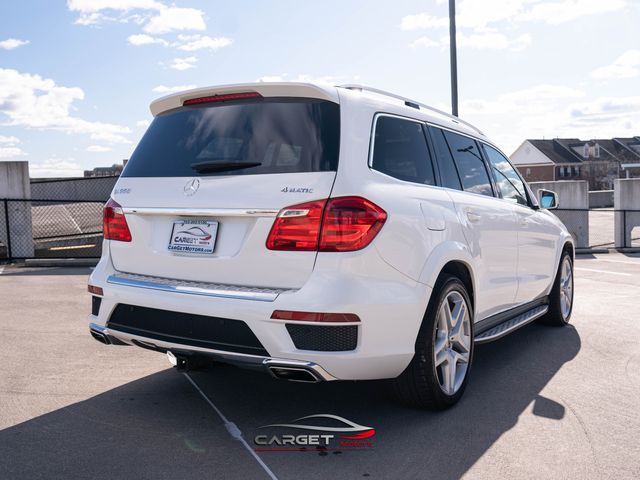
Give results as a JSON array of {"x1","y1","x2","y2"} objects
[{"x1": 183, "y1": 178, "x2": 200, "y2": 196}]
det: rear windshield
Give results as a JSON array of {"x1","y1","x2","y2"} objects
[{"x1": 123, "y1": 98, "x2": 340, "y2": 177}]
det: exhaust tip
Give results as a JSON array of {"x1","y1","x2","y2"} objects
[
  {"x1": 268, "y1": 366, "x2": 321, "y2": 383},
  {"x1": 90, "y1": 329, "x2": 111, "y2": 345}
]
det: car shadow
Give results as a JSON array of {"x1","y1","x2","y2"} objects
[
  {"x1": 0, "y1": 322, "x2": 580, "y2": 480},
  {"x1": 189, "y1": 321, "x2": 581, "y2": 480}
]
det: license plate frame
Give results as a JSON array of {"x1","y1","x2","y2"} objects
[{"x1": 168, "y1": 220, "x2": 218, "y2": 254}]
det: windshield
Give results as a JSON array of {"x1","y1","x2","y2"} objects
[{"x1": 123, "y1": 98, "x2": 340, "y2": 177}]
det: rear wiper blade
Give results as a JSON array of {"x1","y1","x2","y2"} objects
[{"x1": 190, "y1": 160, "x2": 262, "y2": 173}]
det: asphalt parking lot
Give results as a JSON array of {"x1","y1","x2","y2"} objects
[{"x1": 1, "y1": 254, "x2": 639, "y2": 480}]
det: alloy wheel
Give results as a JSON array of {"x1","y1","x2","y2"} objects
[{"x1": 434, "y1": 290, "x2": 471, "y2": 395}]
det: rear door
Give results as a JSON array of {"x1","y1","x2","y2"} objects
[
  {"x1": 109, "y1": 97, "x2": 340, "y2": 289},
  {"x1": 481, "y1": 143, "x2": 558, "y2": 302},
  {"x1": 428, "y1": 126, "x2": 519, "y2": 320}
]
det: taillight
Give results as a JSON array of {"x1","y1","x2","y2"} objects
[
  {"x1": 319, "y1": 196, "x2": 387, "y2": 252},
  {"x1": 266, "y1": 196, "x2": 386, "y2": 252},
  {"x1": 103, "y1": 198, "x2": 132, "y2": 242},
  {"x1": 266, "y1": 199, "x2": 325, "y2": 251}
]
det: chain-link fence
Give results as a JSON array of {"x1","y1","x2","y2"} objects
[{"x1": 0, "y1": 199, "x2": 104, "y2": 260}]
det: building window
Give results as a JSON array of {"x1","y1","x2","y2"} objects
[{"x1": 526, "y1": 168, "x2": 531, "y2": 176}]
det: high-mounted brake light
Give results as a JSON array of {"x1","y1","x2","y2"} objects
[
  {"x1": 266, "y1": 196, "x2": 386, "y2": 252},
  {"x1": 271, "y1": 310, "x2": 360, "y2": 323},
  {"x1": 183, "y1": 92, "x2": 262, "y2": 106},
  {"x1": 103, "y1": 198, "x2": 132, "y2": 242}
]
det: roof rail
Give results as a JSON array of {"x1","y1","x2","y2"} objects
[{"x1": 337, "y1": 84, "x2": 484, "y2": 136}]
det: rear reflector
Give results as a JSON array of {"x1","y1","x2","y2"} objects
[
  {"x1": 271, "y1": 310, "x2": 360, "y2": 323},
  {"x1": 183, "y1": 92, "x2": 262, "y2": 106},
  {"x1": 266, "y1": 196, "x2": 386, "y2": 252},
  {"x1": 103, "y1": 198, "x2": 132, "y2": 242},
  {"x1": 88, "y1": 285, "x2": 104, "y2": 296}
]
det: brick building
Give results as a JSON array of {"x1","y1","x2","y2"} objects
[{"x1": 510, "y1": 137, "x2": 640, "y2": 190}]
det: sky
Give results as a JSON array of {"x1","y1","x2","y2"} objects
[{"x1": 0, "y1": 0, "x2": 639, "y2": 177}]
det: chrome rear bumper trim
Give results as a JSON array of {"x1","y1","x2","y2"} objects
[
  {"x1": 107, "y1": 272, "x2": 295, "y2": 302},
  {"x1": 89, "y1": 322, "x2": 336, "y2": 381}
]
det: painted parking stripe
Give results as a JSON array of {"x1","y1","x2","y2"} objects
[
  {"x1": 183, "y1": 372, "x2": 279, "y2": 480},
  {"x1": 575, "y1": 267, "x2": 632, "y2": 277}
]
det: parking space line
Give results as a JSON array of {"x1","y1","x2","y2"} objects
[
  {"x1": 183, "y1": 372, "x2": 279, "y2": 480},
  {"x1": 575, "y1": 267, "x2": 632, "y2": 277}
]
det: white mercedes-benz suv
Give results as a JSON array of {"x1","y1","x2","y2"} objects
[{"x1": 88, "y1": 83, "x2": 574, "y2": 409}]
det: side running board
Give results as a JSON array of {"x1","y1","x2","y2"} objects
[{"x1": 475, "y1": 304, "x2": 548, "y2": 344}]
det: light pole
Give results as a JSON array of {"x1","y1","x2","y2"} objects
[{"x1": 449, "y1": 0, "x2": 459, "y2": 117}]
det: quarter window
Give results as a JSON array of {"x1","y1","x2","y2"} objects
[
  {"x1": 442, "y1": 130, "x2": 494, "y2": 197},
  {"x1": 372, "y1": 116, "x2": 435, "y2": 185},
  {"x1": 483, "y1": 144, "x2": 528, "y2": 206},
  {"x1": 429, "y1": 126, "x2": 462, "y2": 190}
]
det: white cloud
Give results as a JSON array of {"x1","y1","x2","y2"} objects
[
  {"x1": 410, "y1": 36, "x2": 441, "y2": 48},
  {"x1": 401, "y1": 13, "x2": 449, "y2": 31},
  {"x1": 144, "y1": 6, "x2": 205, "y2": 34},
  {"x1": 591, "y1": 50, "x2": 640, "y2": 80},
  {"x1": 403, "y1": 0, "x2": 629, "y2": 31},
  {"x1": 86, "y1": 145, "x2": 112, "y2": 152},
  {"x1": 68, "y1": 1, "x2": 206, "y2": 35},
  {"x1": 411, "y1": 32, "x2": 532, "y2": 51},
  {"x1": 519, "y1": 0, "x2": 629, "y2": 25},
  {"x1": 0, "y1": 147, "x2": 25, "y2": 158},
  {"x1": 67, "y1": 0, "x2": 162, "y2": 13},
  {"x1": 152, "y1": 84, "x2": 196, "y2": 93},
  {"x1": 256, "y1": 74, "x2": 348, "y2": 85},
  {"x1": 29, "y1": 159, "x2": 84, "y2": 178},
  {"x1": 136, "y1": 119, "x2": 151, "y2": 127},
  {"x1": 127, "y1": 33, "x2": 167, "y2": 46},
  {"x1": 174, "y1": 35, "x2": 232, "y2": 51},
  {"x1": 0, "y1": 135, "x2": 20, "y2": 145},
  {"x1": 0, "y1": 38, "x2": 30, "y2": 50},
  {"x1": 169, "y1": 56, "x2": 197, "y2": 70},
  {"x1": 455, "y1": 85, "x2": 640, "y2": 154},
  {"x1": 0, "y1": 68, "x2": 131, "y2": 144}
]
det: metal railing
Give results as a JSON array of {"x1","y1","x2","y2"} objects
[{"x1": 1, "y1": 199, "x2": 104, "y2": 260}]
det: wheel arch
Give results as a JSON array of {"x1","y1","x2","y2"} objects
[{"x1": 418, "y1": 241, "x2": 476, "y2": 313}]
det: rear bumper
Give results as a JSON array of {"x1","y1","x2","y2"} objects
[
  {"x1": 88, "y1": 248, "x2": 432, "y2": 381},
  {"x1": 89, "y1": 322, "x2": 336, "y2": 382}
]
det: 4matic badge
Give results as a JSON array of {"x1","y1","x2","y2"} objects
[
  {"x1": 254, "y1": 414, "x2": 375, "y2": 453},
  {"x1": 281, "y1": 186, "x2": 314, "y2": 194}
]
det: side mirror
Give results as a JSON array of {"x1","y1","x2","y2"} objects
[{"x1": 538, "y1": 189, "x2": 558, "y2": 209}]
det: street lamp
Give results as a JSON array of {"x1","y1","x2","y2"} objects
[{"x1": 449, "y1": 0, "x2": 458, "y2": 117}]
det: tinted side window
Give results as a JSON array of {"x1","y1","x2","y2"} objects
[
  {"x1": 372, "y1": 116, "x2": 435, "y2": 185},
  {"x1": 429, "y1": 126, "x2": 462, "y2": 190},
  {"x1": 443, "y1": 131, "x2": 494, "y2": 197},
  {"x1": 483, "y1": 144, "x2": 528, "y2": 206}
]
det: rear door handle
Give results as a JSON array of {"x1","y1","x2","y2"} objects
[{"x1": 466, "y1": 209, "x2": 481, "y2": 223}]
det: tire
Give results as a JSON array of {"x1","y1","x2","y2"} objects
[
  {"x1": 538, "y1": 251, "x2": 574, "y2": 326},
  {"x1": 393, "y1": 274, "x2": 474, "y2": 409}
]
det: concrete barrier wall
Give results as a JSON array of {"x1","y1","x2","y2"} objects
[
  {"x1": 0, "y1": 161, "x2": 34, "y2": 257},
  {"x1": 30, "y1": 176, "x2": 117, "y2": 201},
  {"x1": 589, "y1": 190, "x2": 614, "y2": 209},
  {"x1": 614, "y1": 179, "x2": 640, "y2": 248},
  {"x1": 530, "y1": 180, "x2": 589, "y2": 248}
]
